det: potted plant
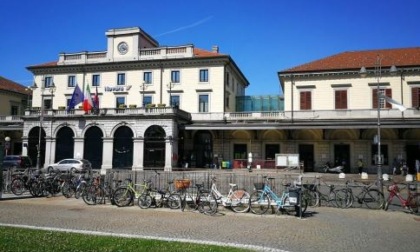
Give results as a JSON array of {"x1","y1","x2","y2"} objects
[
  {"x1": 58, "y1": 106, "x2": 66, "y2": 110},
  {"x1": 158, "y1": 103, "x2": 166, "y2": 107},
  {"x1": 118, "y1": 104, "x2": 127, "y2": 109},
  {"x1": 129, "y1": 104, "x2": 137, "y2": 108}
]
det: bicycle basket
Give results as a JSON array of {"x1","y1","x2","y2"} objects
[
  {"x1": 408, "y1": 184, "x2": 417, "y2": 191},
  {"x1": 254, "y1": 182, "x2": 265, "y2": 190},
  {"x1": 175, "y1": 179, "x2": 191, "y2": 190}
]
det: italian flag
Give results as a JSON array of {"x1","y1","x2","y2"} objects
[{"x1": 83, "y1": 84, "x2": 94, "y2": 113}]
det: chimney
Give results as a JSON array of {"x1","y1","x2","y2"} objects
[{"x1": 212, "y1": 45, "x2": 219, "y2": 53}]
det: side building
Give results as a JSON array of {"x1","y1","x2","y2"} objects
[
  {"x1": 0, "y1": 76, "x2": 32, "y2": 156},
  {"x1": 278, "y1": 48, "x2": 420, "y2": 174}
]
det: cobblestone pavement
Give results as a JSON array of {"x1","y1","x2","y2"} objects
[{"x1": 0, "y1": 195, "x2": 419, "y2": 252}]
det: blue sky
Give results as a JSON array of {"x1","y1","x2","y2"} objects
[{"x1": 0, "y1": 0, "x2": 419, "y2": 95}]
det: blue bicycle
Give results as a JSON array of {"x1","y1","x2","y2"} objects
[{"x1": 249, "y1": 176, "x2": 308, "y2": 215}]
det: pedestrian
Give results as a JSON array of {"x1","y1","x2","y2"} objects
[
  {"x1": 357, "y1": 159, "x2": 364, "y2": 174},
  {"x1": 401, "y1": 160, "x2": 408, "y2": 176},
  {"x1": 415, "y1": 159, "x2": 420, "y2": 173},
  {"x1": 392, "y1": 158, "x2": 399, "y2": 175}
]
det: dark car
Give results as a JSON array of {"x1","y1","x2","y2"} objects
[{"x1": 2, "y1": 155, "x2": 33, "y2": 171}]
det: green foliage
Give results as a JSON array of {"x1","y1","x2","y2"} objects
[{"x1": 0, "y1": 226, "x2": 250, "y2": 252}]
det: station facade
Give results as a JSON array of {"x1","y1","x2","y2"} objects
[{"x1": 20, "y1": 26, "x2": 420, "y2": 174}]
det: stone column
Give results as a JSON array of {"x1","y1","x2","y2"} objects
[
  {"x1": 132, "y1": 137, "x2": 144, "y2": 171},
  {"x1": 101, "y1": 137, "x2": 113, "y2": 173},
  {"x1": 73, "y1": 137, "x2": 84, "y2": 159},
  {"x1": 164, "y1": 138, "x2": 173, "y2": 172}
]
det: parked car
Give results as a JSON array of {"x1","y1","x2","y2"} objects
[
  {"x1": 2, "y1": 155, "x2": 32, "y2": 171},
  {"x1": 46, "y1": 159, "x2": 92, "y2": 173}
]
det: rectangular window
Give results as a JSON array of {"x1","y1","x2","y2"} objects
[
  {"x1": 11, "y1": 105, "x2": 19, "y2": 115},
  {"x1": 171, "y1": 71, "x2": 180, "y2": 83},
  {"x1": 92, "y1": 74, "x2": 100, "y2": 86},
  {"x1": 199, "y1": 69, "x2": 208, "y2": 82},
  {"x1": 265, "y1": 144, "x2": 280, "y2": 160},
  {"x1": 44, "y1": 99, "x2": 52, "y2": 109},
  {"x1": 335, "y1": 90, "x2": 347, "y2": 109},
  {"x1": 143, "y1": 96, "x2": 152, "y2": 106},
  {"x1": 116, "y1": 97, "x2": 125, "y2": 108},
  {"x1": 199, "y1": 94, "x2": 209, "y2": 112},
  {"x1": 412, "y1": 87, "x2": 420, "y2": 108},
  {"x1": 67, "y1": 76, "x2": 76, "y2": 87},
  {"x1": 171, "y1": 95, "x2": 180, "y2": 108},
  {"x1": 226, "y1": 72, "x2": 230, "y2": 87},
  {"x1": 117, "y1": 73, "x2": 126, "y2": 85},
  {"x1": 300, "y1": 91, "x2": 312, "y2": 110},
  {"x1": 372, "y1": 89, "x2": 391, "y2": 109},
  {"x1": 225, "y1": 95, "x2": 230, "y2": 108},
  {"x1": 44, "y1": 76, "x2": 53, "y2": 88},
  {"x1": 144, "y1": 72, "x2": 152, "y2": 84}
]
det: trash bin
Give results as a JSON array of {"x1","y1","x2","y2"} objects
[{"x1": 222, "y1": 161, "x2": 227, "y2": 169}]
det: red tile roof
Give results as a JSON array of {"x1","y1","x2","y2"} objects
[
  {"x1": 194, "y1": 48, "x2": 224, "y2": 57},
  {"x1": 281, "y1": 47, "x2": 420, "y2": 73},
  {"x1": 0, "y1": 76, "x2": 31, "y2": 95}
]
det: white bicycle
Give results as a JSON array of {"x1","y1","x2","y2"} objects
[{"x1": 210, "y1": 177, "x2": 250, "y2": 213}]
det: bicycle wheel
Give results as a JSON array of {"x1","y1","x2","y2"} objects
[
  {"x1": 11, "y1": 178, "x2": 25, "y2": 196},
  {"x1": 198, "y1": 191, "x2": 218, "y2": 215},
  {"x1": 75, "y1": 183, "x2": 87, "y2": 199},
  {"x1": 138, "y1": 193, "x2": 153, "y2": 209},
  {"x1": 61, "y1": 181, "x2": 74, "y2": 198},
  {"x1": 335, "y1": 189, "x2": 353, "y2": 208},
  {"x1": 112, "y1": 187, "x2": 133, "y2": 207},
  {"x1": 82, "y1": 185, "x2": 96, "y2": 205},
  {"x1": 407, "y1": 194, "x2": 420, "y2": 213},
  {"x1": 167, "y1": 193, "x2": 181, "y2": 209},
  {"x1": 249, "y1": 190, "x2": 270, "y2": 215},
  {"x1": 230, "y1": 189, "x2": 250, "y2": 213},
  {"x1": 363, "y1": 189, "x2": 385, "y2": 209},
  {"x1": 182, "y1": 192, "x2": 198, "y2": 212},
  {"x1": 303, "y1": 190, "x2": 319, "y2": 207}
]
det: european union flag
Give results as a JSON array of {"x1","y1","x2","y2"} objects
[{"x1": 67, "y1": 84, "x2": 84, "y2": 112}]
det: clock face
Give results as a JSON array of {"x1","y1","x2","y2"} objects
[{"x1": 117, "y1": 42, "x2": 128, "y2": 55}]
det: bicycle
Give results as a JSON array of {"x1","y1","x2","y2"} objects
[
  {"x1": 335, "y1": 180, "x2": 385, "y2": 209},
  {"x1": 209, "y1": 176, "x2": 250, "y2": 213},
  {"x1": 82, "y1": 175, "x2": 106, "y2": 205},
  {"x1": 302, "y1": 179, "x2": 340, "y2": 207},
  {"x1": 113, "y1": 172, "x2": 158, "y2": 207},
  {"x1": 139, "y1": 180, "x2": 181, "y2": 209},
  {"x1": 383, "y1": 180, "x2": 419, "y2": 213},
  {"x1": 249, "y1": 176, "x2": 308, "y2": 216},
  {"x1": 176, "y1": 179, "x2": 217, "y2": 215}
]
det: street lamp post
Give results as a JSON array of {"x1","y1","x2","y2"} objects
[
  {"x1": 49, "y1": 83, "x2": 56, "y2": 110},
  {"x1": 360, "y1": 55, "x2": 397, "y2": 193},
  {"x1": 167, "y1": 82, "x2": 173, "y2": 107},
  {"x1": 4, "y1": 136, "x2": 11, "y2": 156},
  {"x1": 140, "y1": 82, "x2": 147, "y2": 108},
  {"x1": 30, "y1": 81, "x2": 45, "y2": 170}
]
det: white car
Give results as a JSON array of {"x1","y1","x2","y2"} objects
[{"x1": 47, "y1": 159, "x2": 92, "y2": 173}]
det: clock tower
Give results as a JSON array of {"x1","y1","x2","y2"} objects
[{"x1": 106, "y1": 27, "x2": 159, "y2": 61}]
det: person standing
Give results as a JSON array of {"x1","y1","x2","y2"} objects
[{"x1": 357, "y1": 159, "x2": 364, "y2": 174}]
